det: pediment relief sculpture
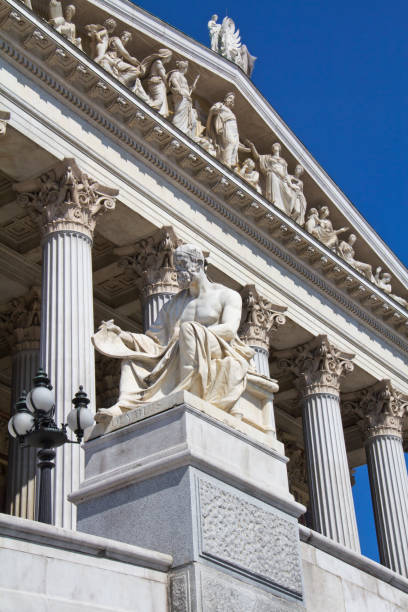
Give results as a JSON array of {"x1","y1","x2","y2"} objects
[
  {"x1": 48, "y1": 1, "x2": 82, "y2": 49},
  {"x1": 337, "y1": 234, "x2": 374, "y2": 281},
  {"x1": 19, "y1": 1, "x2": 408, "y2": 310},
  {"x1": 305, "y1": 205, "x2": 348, "y2": 250},
  {"x1": 93, "y1": 244, "x2": 255, "y2": 421}
]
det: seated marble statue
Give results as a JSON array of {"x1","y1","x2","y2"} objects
[{"x1": 93, "y1": 244, "x2": 254, "y2": 421}]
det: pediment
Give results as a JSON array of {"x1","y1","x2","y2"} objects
[{"x1": 1, "y1": 0, "x2": 408, "y2": 351}]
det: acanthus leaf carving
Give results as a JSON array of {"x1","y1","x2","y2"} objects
[
  {"x1": 114, "y1": 226, "x2": 184, "y2": 298},
  {"x1": 276, "y1": 335, "x2": 354, "y2": 397},
  {"x1": 0, "y1": 286, "x2": 41, "y2": 352},
  {"x1": 343, "y1": 380, "x2": 408, "y2": 439},
  {"x1": 239, "y1": 285, "x2": 286, "y2": 351},
  {"x1": 13, "y1": 159, "x2": 118, "y2": 239}
]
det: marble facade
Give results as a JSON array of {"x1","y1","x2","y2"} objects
[{"x1": 0, "y1": 0, "x2": 407, "y2": 610}]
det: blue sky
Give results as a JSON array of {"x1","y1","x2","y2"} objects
[{"x1": 131, "y1": 0, "x2": 407, "y2": 562}]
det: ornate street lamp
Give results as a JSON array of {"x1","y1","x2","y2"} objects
[{"x1": 8, "y1": 368, "x2": 93, "y2": 524}]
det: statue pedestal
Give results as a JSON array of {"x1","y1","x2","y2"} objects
[{"x1": 70, "y1": 392, "x2": 306, "y2": 611}]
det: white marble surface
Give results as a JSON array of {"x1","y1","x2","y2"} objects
[{"x1": 0, "y1": 514, "x2": 170, "y2": 612}]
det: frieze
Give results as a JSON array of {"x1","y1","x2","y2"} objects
[
  {"x1": 1, "y1": 1, "x2": 408, "y2": 357},
  {"x1": 198, "y1": 478, "x2": 303, "y2": 598}
]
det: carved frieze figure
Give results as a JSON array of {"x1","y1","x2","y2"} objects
[
  {"x1": 168, "y1": 60, "x2": 199, "y2": 137},
  {"x1": 246, "y1": 141, "x2": 294, "y2": 215},
  {"x1": 94, "y1": 29, "x2": 145, "y2": 92},
  {"x1": 285, "y1": 164, "x2": 307, "y2": 226},
  {"x1": 93, "y1": 244, "x2": 254, "y2": 420},
  {"x1": 305, "y1": 205, "x2": 348, "y2": 250},
  {"x1": 236, "y1": 158, "x2": 262, "y2": 193},
  {"x1": 143, "y1": 49, "x2": 173, "y2": 117},
  {"x1": 206, "y1": 93, "x2": 241, "y2": 169},
  {"x1": 337, "y1": 234, "x2": 373, "y2": 280},
  {"x1": 85, "y1": 18, "x2": 117, "y2": 64},
  {"x1": 209, "y1": 15, "x2": 256, "y2": 76},
  {"x1": 374, "y1": 267, "x2": 408, "y2": 308},
  {"x1": 48, "y1": 1, "x2": 82, "y2": 50},
  {"x1": 208, "y1": 14, "x2": 221, "y2": 52}
]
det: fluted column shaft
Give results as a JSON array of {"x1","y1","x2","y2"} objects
[
  {"x1": 366, "y1": 434, "x2": 408, "y2": 576},
  {"x1": 7, "y1": 348, "x2": 39, "y2": 519},
  {"x1": 40, "y1": 230, "x2": 95, "y2": 528},
  {"x1": 302, "y1": 392, "x2": 360, "y2": 551},
  {"x1": 278, "y1": 335, "x2": 359, "y2": 551},
  {"x1": 144, "y1": 292, "x2": 176, "y2": 331},
  {"x1": 14, "y1": 158, "x2": 118, "y2": 529}
]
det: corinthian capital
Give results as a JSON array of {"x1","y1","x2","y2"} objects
[
  {"x1": 0, "y1": 286, "x2": 41, "y2": 352},
  {"x1": 13, "y1": 159, "x2": 118, "y2": 240},
  {"x1": 114, "y1": 226, "x2": 184, "y2": 298},
  {"x1": 277, "y1": 335, "x2": 354, "y2": 397},
  {"x1": 343, "y1": 380, "x2": 408, "y2": 439},
  {"x1": 0, "y1": 110, "x2": 10, "y2": 138},
  {"x1": 239, "y1": 285, "x2": 286, "y2": 351}
]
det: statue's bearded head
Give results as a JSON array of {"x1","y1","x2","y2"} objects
[{"x1": 174, "y1": 244, "x2": 205, "y2": 289}]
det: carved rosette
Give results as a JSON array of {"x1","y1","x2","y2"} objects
[
  {"x1": 0, "y1": 287, "x2": 41, "y2": 353},
  {"x1": 13, "y1": 159, "x2": 118, "y2": 240},
  {"x1": 238, "y1": 285, "x2": 286, "y2": 351},
  {"x1": 277, "y1": 335, "x2": 354, "y2": 397},
  {"x1": 343, "y1": 380, "x2": 408, "y2": 439},
  {"x1": 116, "y1": 226, "x2": 184, "y2": 298}
]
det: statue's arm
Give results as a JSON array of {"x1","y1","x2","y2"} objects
[{"x1": 208, "y1": 289, "x2": 242, "y2": 341}]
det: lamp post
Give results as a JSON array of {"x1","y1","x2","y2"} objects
[{"x1": 8, "y1": 368, "x2": 94, "y2": 524}]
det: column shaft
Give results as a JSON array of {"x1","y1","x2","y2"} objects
[
  {"x1": 302, "y1": 393, "x2": 360, "y2": 552},
  {"x1": 366, "y1": 435, "x2": 408, "y2": 576},
  {"x1": 250, "y1": 346, "x2": 270, "y2": 376},
  {"x1": 40, "y1": 231, "x2": 95, "y2": 529},
  {"x1": 144, "y1": 292, "x2": 175, "y2": 331},
  {"x1": 7, "y1": 348, "x2": 39, "y2": 519}
]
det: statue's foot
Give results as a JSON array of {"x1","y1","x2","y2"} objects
[{"x1": 94, "y1": 405, "x2": 123, "y2": 423}]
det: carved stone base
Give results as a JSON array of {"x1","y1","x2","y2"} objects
[{"x1": 71, "y1": 397, "x2": 305, "y2": 610}]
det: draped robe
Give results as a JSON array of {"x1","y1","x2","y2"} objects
[{"x1": 93, "y1": 289, "x2": 254, "y2": 412}]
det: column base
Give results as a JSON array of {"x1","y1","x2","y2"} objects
[{"x1": 71, "y1": 394, "x2": 306, "y2": 610}]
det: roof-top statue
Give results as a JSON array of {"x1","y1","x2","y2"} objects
[{"x1": 208, "y1": 14, "x2": 256, "y2": 77}]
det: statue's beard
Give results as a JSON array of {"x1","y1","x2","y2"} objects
[{"x1": 177, "y1": 270, "x2": 192, "y2": 289}]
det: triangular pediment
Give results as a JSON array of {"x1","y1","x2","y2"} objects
[{"x1": 1, "y1": 0, "x2": 408, "y2": 349}]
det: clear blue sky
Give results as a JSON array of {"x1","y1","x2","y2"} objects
[{"x1": 131, "y1": 0, "x2": 408, "y2": 562}]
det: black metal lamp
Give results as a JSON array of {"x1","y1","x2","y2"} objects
[{"x1": 8, "y1": 367, "x2": 93, "y2": 524}]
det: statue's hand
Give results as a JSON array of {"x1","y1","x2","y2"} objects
[{"x1": 99, "y1": 319, "x2": 122, "y2": 335}]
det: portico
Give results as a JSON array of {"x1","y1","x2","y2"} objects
[{"x1": 0, "y1": 2, "x2": 407, "y2": 610}]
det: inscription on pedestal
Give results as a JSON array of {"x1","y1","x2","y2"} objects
[{"x1": 198, "y1": 478, "x2": 303, "y2": 598}]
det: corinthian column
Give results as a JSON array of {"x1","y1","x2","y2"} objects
[
  {"x1": 14, "y1": 159, "x2": 118, "y2": 529},
  {"x1": 278, "y1": 335, "x2": 360, "y2": 551},
  {"x1": 115, "y1": 226, "x2": 183, "y2": 331},
  {"x1": 344, "y1": 381, "x2": 408, "y2": 576},
  {"x1": 239, "y1": 285, "x2": 286, "y2": 376},
  {"x1": 2, "y1": 287, "x2": 40, "y2": 519}
]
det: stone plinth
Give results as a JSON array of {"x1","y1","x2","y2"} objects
[{"x1": 71, "y1": 393, "x2": 306, "y2": 611}]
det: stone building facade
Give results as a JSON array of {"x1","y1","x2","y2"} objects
[{"x1": 0, "y1": 1, "x2": 407, "y2": 610}]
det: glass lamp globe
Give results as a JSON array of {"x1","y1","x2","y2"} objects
[
  {"x1": 12, "y1": 411, "x2": 35, "y2": 436},
  {"x1": 8, "y1": 417, "x2": 17, "y2": 438},
  {"x1": 26, "y1": 386, "x2": 55, "y2": 413},
  {"x1": 67, "y1": 405, "x2": 94, "y2": 433}
]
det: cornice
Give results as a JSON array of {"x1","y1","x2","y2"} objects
[{"x1": 1, "y1": 0, "x2": 408, "y2": 357}]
